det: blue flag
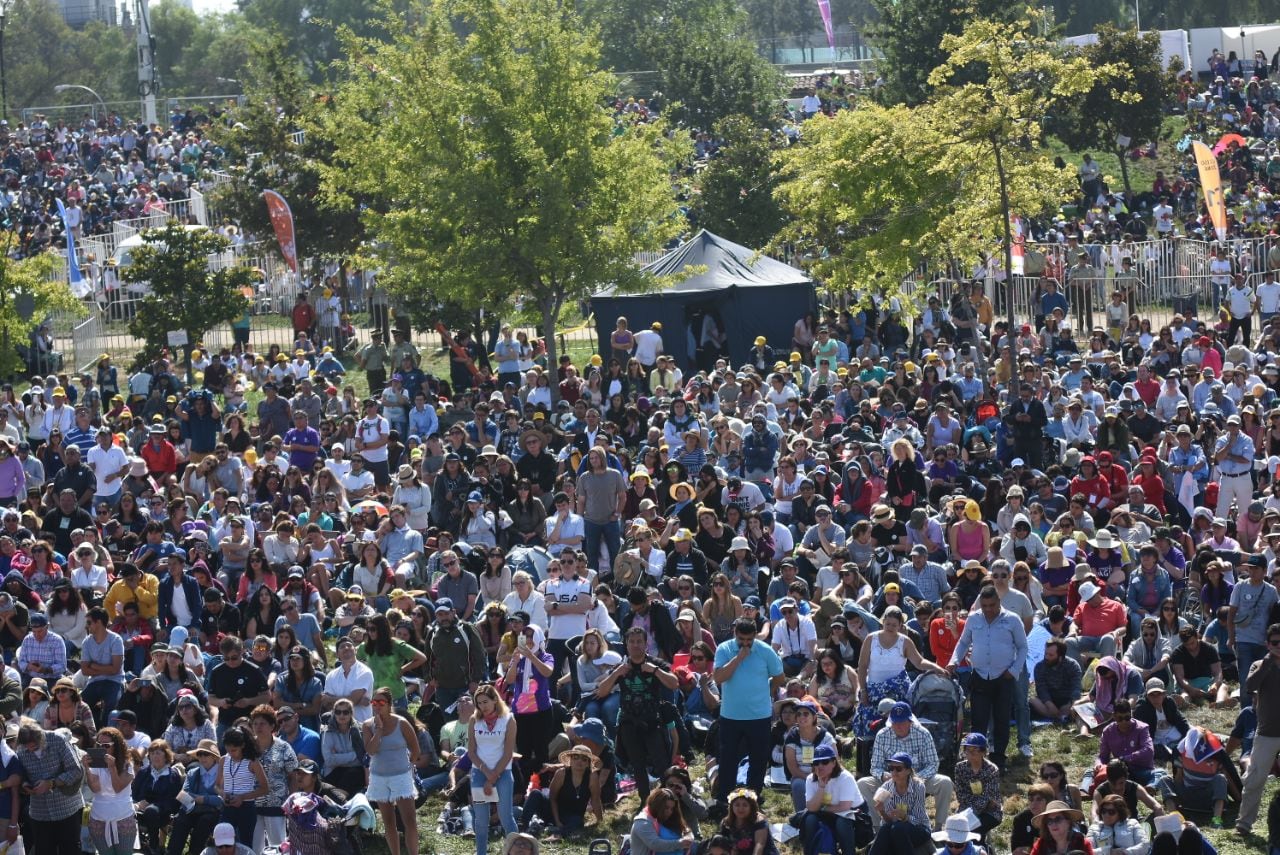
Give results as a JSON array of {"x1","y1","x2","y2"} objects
[{"x1": 55, "y1": 198, "x2": 90, "y2": 298}]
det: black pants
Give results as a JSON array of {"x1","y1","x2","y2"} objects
[
  {"x1": 138, "y1": 804, "x2": 175, "y2": 852},
  {"x1": 1013, "y1": 436, "x2": 1043, "y2": 472},
  {"x1": 27, "y1": 811, "x2": 82, "y2": 855},
  {"x1": 617, "y1": 719, "x2": 671, "y2": 805},
  {"x1": 716, "y1": 715, "x2": 771, "y2": 804},
  {"x1": 366, "y1": 369, "x2": 387, "y2": 397},
  {"x1": 869, "y1": 820, "x2": 931, "y2": 855},
  {"x1": 546, "y1": 637, "x2": 571, "y2": 688},
  {"x1": 802, "y1": 810, "x2": 861, "y2": 855},
  {"x1": 514, "y1": 707, "x2": 557, "y2": 777},
  {"x1": 969, "y1": 672, "x2": 1015, "y2": 766},
  {"x1": 1228, "y1": 317, "x2": 1252, "y2": 347}
]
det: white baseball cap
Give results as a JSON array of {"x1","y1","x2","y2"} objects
[{"x1": 213, "y1": 823, "x2": 237, "y2": 847}]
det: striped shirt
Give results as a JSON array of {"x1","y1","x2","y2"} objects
[
  {"x1": 221, "y1": 756, "x2": 258, "y2": 798},
  {"x1": 875, "y1": 777, "x2": 928, "y2": 827}
]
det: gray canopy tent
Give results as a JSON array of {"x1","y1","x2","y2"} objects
[{"x1": 591, "y1": 230, "x2": 815, "y2": 369}]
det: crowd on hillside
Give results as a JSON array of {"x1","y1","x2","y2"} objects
[
  {"x1": 5, "y1": 42, "x2": 1280, "y2": 855},
  {"x1": 0, "y1": 106, "x2": 234, "y2": 260}
]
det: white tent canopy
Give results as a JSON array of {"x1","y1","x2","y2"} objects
[{"x1": 1188, "y1": 24, "x2": 1280, "y2": 74}]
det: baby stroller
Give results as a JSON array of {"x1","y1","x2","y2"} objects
[
  {"x1": 910, "y1": 671, "x2": 965, "y2": 773},
  {"x1": 277, "y1": 792, "x2": 363, "y2": 855}
]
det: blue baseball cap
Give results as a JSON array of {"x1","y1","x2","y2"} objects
[
  {"x1": 888, "y1": 702, "x2": 913, "y2": 723},
  {"x1": 962, "y1": 732, "x2": 989, "y2": 751},
  {"x1": 813, "y1": 744, "x2": 838, "y2": 763},
  {"x1": 433, "y1": 597, "x2": 455, "y2": 612},
  {"x1": 573, "y1": 718, "x2": 606, "y2": 746}
]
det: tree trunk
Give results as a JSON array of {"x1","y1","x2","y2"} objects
[
  {"x1": 1117, "y1": 144, "x2": 1132, "y2": 197},
  {"x1": 541, "y1": 298, "x2": 561, "y2": 405},
  {"x1": 993, "y1": 135, "x2": 1017, "y2": 395}
]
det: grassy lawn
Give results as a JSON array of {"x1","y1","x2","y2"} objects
[{"x1": 1044, "y1": 116, "x2": 1190, "y2": 202}]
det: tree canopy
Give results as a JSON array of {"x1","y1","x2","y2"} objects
[
  {"x1": 0, "y1": 250, "x2": 86, "y2": 379},
  {"x1": 775, "y1": 11, "x2": 1110, "y2": 302},
  {"x1": 863, "y1": 0, "x2": 1015, "y2": 105},
  {"x1": 122, "y1": 222, "x2": 256, "y2": 367},
  {"x1": 317, "y1": 0, "x2": 685, "y2": 377},
  {"x1": 208, "y1": 33, "x2": 364, "y2": 266},
  {"x1": 1053, "y1": 26, "x2": 1172, "y2": 195},
  {"x1": 692, "y1": 115, "x2": 787, "y2": 249}
]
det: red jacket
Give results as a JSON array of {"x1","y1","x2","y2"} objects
[
  {"x1": 1069, "y1": 474, "x2": 1110, "y2": 509},
  {"x1": 140, "y1": 439, "x2": 177, "y2": 476}
]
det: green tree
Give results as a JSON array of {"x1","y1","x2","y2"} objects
[
  {"x1": 237, "y1": 0, "x2": 411, "y2": 82},
  {"x1": 3, "y1": 0, "x2": 134, "y2": 113},
  {"x1": 148, "y1": 3, "x2": 260, "y2": 97},
  {"x1": 775, "y1": 11, "x2": 1108, "y2": 309},
  {"x1": 693, "y1": 115, "x2": 786, "y2": 249},
  {"x1": 318, "y1": 0, "x2": 686, "y2": 381},
  {"x1": 864, "y1": 0, "x2": 1015, "y2": 105},
  {"x1": 1053, "y1": 26, "x2": 1170, "y2": 196},
  {"x1": 122, "y1": 222, "x2": 255, "y2": 366},
  {"x1": 0, "y1": 250, "x2": 86, "y2": 379},
  {"x1": 208, "y1": 33, "x2": 364, "y2": 267},
  {"x1": 644, "y1": 7, "x2": 785, "y2": 129}
]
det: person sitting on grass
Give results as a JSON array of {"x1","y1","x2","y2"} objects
[
  {"x1": 952, "y1": 732, "x2": 1002, "y2": 840},
  {"x1": 1087, "y1": 794, "x2": 1150, "y2": 855},
  {"x1": 1090, "y1": 759, "x2": 1166, "y2": 824},
  {"x1": 1011, "y1": 783, "x2": 1056, "y2": 855},
  {"x1": 1029, "y1": 800, "x2": 1089, "y2": 855}
]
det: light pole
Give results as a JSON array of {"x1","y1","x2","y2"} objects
[{"x1": 53, "y1": 83, "x2": 107, "y2": 124}]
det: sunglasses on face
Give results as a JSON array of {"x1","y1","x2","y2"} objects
[
  {"x1": 813, "y1": 758, "x2": 835, "y2": 766},
  {"x1": 887, "y1": 764, "x2": 906, "y2": 772}
]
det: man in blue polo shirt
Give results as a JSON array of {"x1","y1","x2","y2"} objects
[{"x1": 712, "y1": 616, "x2": 783, "y2": 810}]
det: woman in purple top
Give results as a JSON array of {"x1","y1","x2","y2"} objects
[
  {"x1": 0, "y1": 438, "x2": 24, "y2": 506},
  {"x1": 503, "y1": 622, "x2": 555, "y2": 777}
]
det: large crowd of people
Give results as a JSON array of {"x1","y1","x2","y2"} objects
[{"x1": 2, "y1": 40, "x2": 1280, "y2": 855}]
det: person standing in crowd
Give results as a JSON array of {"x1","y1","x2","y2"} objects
[
  {"x1": 597, "y1": 626, "x2": 679, "y2": 805},
  {"x1": 363, "y1": 686, "x2": 420, "y2": 855},
  {"x1": 16, "y1": 719, "x2": 84, "y2": 855},
  {"x1": 1236, "y1": 622, "x2": 1280, "y2": 835},
  {"x1": 711, "y1": 616, "x2": 783, "y2": 813},
  {"x1": 468, "y1": 682, "x2": 519, "y2": 855},
  {"x1": 947, "y1": 585, "x2": 1028, "y2": 770}
]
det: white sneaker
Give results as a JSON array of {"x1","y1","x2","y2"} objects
[{"x1": 1020, "y1": 744, "x2": 1035, "y2": 758}]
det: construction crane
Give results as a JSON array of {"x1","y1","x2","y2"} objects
[{"x1": 135, "y1": 0, "x2": 158, "y2": 126}]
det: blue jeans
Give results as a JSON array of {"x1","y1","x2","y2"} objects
[
  {"x1": 582, "y1": 519, "x2": 621, "y2": 573},
  {"x1": 579, "y1": 693, "x2": 620, "y2": 733},
  {"x1": 1236, "y1": 641, "x2": 1266, "y2": 705},
  {"x1": 95, "y1": 490, "x2": 122, "y2": 510},
  {"x1": 470, "y1": 768, "x2": 517, "y2": 855},
  {"x1": 81, "y1": 679, "x2": 123, "y2": 729}
]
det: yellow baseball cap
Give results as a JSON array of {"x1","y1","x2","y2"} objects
[{"x1": 754, "y1": 336, "x2": 766, "y2": 346}]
